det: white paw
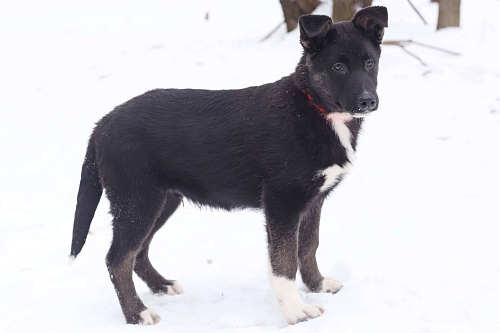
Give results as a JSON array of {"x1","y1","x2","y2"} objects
[
  {"x1": 164, "y1": 281, "x2": 184, "y2": 295},
  {"x1": 319, "y1": 277, "x2": 343, "y2": 294},
  {"x1": 282, "y1": 303, "x2": 325, "y2": 325},
  {"x1": 139, "y1": 308, "x2": 161, "y2": 325},
  {"x1": 269, "y1": 274, "x2": 325, "y2": 325}
]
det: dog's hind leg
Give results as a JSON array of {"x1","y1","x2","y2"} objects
[
  {"x1": 263, "y1": 188, "x2": 325, "y2": 325},
  {"x1": 134, "y1": 191, "x2": 184, "y2": 296},
  {"x1": 298, "y1": 196, "x2": 343, "y2": 294},
  {"x1": 105, "y1": 186, "x2": 167, "y2": 325}
]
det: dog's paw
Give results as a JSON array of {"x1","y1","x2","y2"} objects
[
  {"x1": 153, "y1": 281, "x2": 184, "y2": 295},
  {"x1": 283, "y1": 303, "x2": 325, "y2": 325},
  {"x1": 319, "y1": 277, "x2": 343, "y2": 294},
  {"x1": 139, "y1": 308, "x2": 161, "y2": 325},
  {"x1": 165, "y1": 281, "x2": 184, "y2": 295}
]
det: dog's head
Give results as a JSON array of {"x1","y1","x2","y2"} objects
[{"x1": 297, "y1": 6, "x2": 388, "y2": 117}]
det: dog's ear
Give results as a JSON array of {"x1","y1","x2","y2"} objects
[
  {"x1": 352, "y1": 6, "x2": 388, "y2": 44},
  {"x1": 299, "y1": 15, "x2": 334, "y2": 53}
]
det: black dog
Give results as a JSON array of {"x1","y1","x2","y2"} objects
[{"x1": 70, "y1": 6, "x2": 387, "y2": 325}]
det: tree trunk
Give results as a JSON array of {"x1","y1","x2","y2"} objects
[
  {"x1": 280, "y1": 0, "x2": 321, "y2": 32},
  {"x1": 360, "y1": 0, "x2": 373, "y2": 8},
  {"x1": 437, "y1": 0, "x2": 460, "y2": 30},
  {"x1": 333, "y1": 0, "x2": 372, "y2": 23}
]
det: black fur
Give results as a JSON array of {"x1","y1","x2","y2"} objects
[{"x1": 71, "y1": 6, "x2": 387, "y2": 325}]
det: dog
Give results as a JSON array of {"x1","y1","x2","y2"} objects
[{"x1": 70, "y1": 6, "x2": 388, "y2": 325}]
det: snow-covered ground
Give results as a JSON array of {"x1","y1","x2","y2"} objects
[{"x1": 1, "y1": 0, "x2": 499, "y2": 332}]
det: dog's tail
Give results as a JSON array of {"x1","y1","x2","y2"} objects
[{"x1": 70, "y1": 134, "x2": 103, "y2": 259}]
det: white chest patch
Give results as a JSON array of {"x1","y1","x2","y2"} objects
[{"x1": 319, "y1": 113, "x2": 355, "y2": 193}]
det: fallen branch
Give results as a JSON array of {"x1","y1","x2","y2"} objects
[
  {"x1": 408, "y1": 40, "x2": 461, "y2": 56},
  {"x1": 383, "y1": 39, "x2": 460, "y2": 66}
]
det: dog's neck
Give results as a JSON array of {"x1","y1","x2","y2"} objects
[
  {"x1": 301, "y1": 87, "x2": 354, "y2": 123},
  {"x1": 292, "y1": 60, "x2": 338, "y2": 116},
  {"x1": 302, "y1": 89, "x2": 327, "y2": 114},
  {"x1": 291, "y1": 69, "x2": 358, "y2": 123}
]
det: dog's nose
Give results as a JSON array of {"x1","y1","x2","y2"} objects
[{"x1": 357, "y1": 94, "x2": 377, "y2": 111}]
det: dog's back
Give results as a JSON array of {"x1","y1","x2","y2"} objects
[{"x1": 92, "y1": 78, "x2": 352, "y2": 210}]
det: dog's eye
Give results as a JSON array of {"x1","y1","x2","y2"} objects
[
  {"x1": 332, "y1": 63, "x2": 343, "y2": 71},
  {"x1": 365, "y1": 59, "x2": 374, "y2": 68}
]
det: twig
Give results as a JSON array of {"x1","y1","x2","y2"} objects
[
  {"x1": 261, "y1": 21, "x2": 286, "y2": 42},
  {"x1": 407, "y1": 0, "x2": 428, "y2": 25},
  {"x1": 400, "y1": 44, "x2": 427, "y2": 66},
  {"x1": 385, "y1": 40, "x2": 427, "y2": 66}
]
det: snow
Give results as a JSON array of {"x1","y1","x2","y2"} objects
[{"x1": 1, "y1": 0, "x2": 499, "y2": 332}]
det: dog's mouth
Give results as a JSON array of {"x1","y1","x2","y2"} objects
[
  {"x1": 351, "y1": 111, "x2": 373, "y2": 118},
  {"x1": 331, "y1": 102, "x2": 374, "y2": 118}
]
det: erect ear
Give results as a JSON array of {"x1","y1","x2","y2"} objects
[
  {"x1": 299, "y1": 15, "x2": 334, "y2": 53},
  {"x1": 352, "y1": 6, "x2": 388, "y2": 44}
]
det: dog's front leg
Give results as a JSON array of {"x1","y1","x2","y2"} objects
[
  {"x1": 263, "y1": 190, "x2": 325, "y2": 325},
  {"x1": 298, "y1": 196, "x2": 343, "y2": 294}
]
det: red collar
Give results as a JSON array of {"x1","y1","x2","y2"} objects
[{"x1": 302, "y1": 90, "x2": 326, "y2": 114}]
